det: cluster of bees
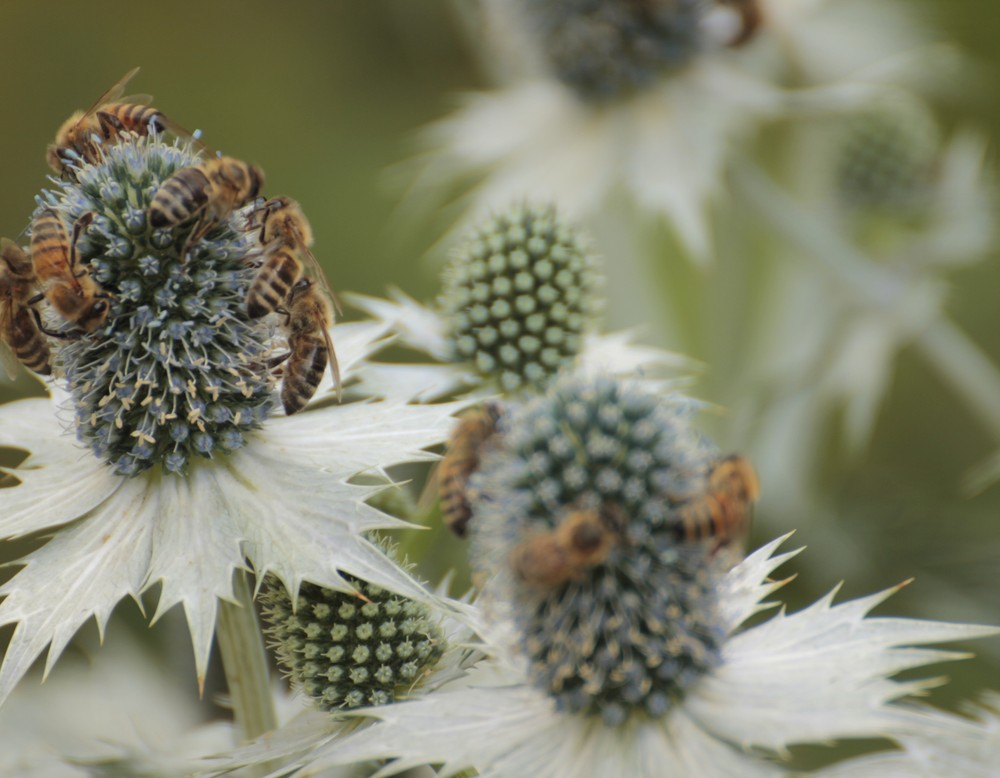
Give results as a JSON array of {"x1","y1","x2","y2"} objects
[
  {"x1": 0, "y1": 68, "x2": 338, "y2": 415},
  {"x1": 438, "y1": 404, "x2": 760, "y2": 589}
]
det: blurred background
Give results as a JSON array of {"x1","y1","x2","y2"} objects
[{"x1": 0, "y1": 0, "x2": 997, "y2": 764}]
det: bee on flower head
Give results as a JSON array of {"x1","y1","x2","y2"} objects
[
  {"x1": 275, "y1": 278, "x2": 340, "y2": 414},
  {"x1": 30, "y1": 209, "x2": 110, "y2": 334},
  {"x1": 0, "y1": 238, "x2": 51, "y2": 377},
  {"x1": 245, "y1": 196, "x2": 340, "y2": 320},
  {"x1": 47, "y1": 67, "x2": 197, "y2": 178},
  {"x1": 148, "y1": 155, "x2": 265, "y2": 249}
]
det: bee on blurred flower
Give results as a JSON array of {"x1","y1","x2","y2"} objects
[
  {"x1": 47, "y1": 67, "x2": 192, "y2": 177},
  {"x1": 721, "y1": 0, "x2": 763, "y2": 48},
  {"x1": 509, "y1": 505, "x2": 624, "y2": 589},
  {"x1": 30, "y1": 209, "x2": 110, "y2": 334},
  {"x1": 0, "y1": 239, "x2": 51, "y2": 377},
  {"x1": 437, "y1": 402, "x2": 505, "y2": 538},
  {"x1": 671, "y1": 454, "x2": 759, "y2": 548}
]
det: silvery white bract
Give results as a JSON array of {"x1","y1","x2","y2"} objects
[
  {"x1": 0, "y1": 320, "x2": 467, "y2": 707},
  {"x1": 815, "y1": 694, "x2": 1000, "y2": 778},
  {"x1": 310, "y1": 538, "x2": 998, "y2": 778}
]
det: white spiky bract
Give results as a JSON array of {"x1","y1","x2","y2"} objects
[
  {"x1": 308, "y1": 538, "x2": 997, "y2": 778},
  {"x1": 0, "y1": 320, "x2": 468, "y2": 707},
  {"x1": 815, "y1": 694, "x2": 1000, "y2": 778}
]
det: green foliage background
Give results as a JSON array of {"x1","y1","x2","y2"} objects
[{"x1": 0, "y1": 0, "x2": 997, "y2": 757}]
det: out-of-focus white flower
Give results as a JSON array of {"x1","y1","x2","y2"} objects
[
  {"x1": 315, "y1": 536, "x2": 996, "y2": 778},
  {"x1": 0, "y1": 320, "x2": 467, "y2": 708},
  {"x1": 418, "y1": 0, "x2": 927, "y2": 258},
  {"x1": 0, "y1": 636, "x2": 231, "y2": 777},
  {"x1": 309, "y1": 373, "x2": 998, "y2": 778},
  {"x1": 815, "y1": 694, "x2": 1000, "y2": 778}
]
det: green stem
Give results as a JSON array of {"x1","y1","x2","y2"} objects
[
  {"x1": 216, "y1": 570, "x2": 278, "y2": 743},
  {"x1": 733, "y1": 162, "x2": 1000, "y2": 450}
]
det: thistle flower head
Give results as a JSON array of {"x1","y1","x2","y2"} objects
[
  {"x1": 524, "y1": 0, "x2": 708, "y2": 101},
  {"x1": 835, "y1": 96, "x2": 941, "y2": 217},
  {"x1": 260, "y1": 570, "x2": 447, "y2": 712},
  {"x1": 469, "y1": 374, "x2": 725, "y2": 724},
  {"x1": 439, "y1": 203, "x2": 600, "y2": 394},
  {"x1": 35, "y1": 134, "x2": 273, "y2": 476}
]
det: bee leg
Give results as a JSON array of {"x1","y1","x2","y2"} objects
[
  {"x1": 28, "y1": 305, "x2": 73, "y2": 340},
  {"x1": 69, "y1": 213, "x2": 95, "y2": 272},
  {"x1": 267, "y1": 351, "x2": 291, "y2": 369},
  {"x1": 96, "y1": 111, "x2": 126, "y2": 141},
  {"x1": 179, "y1": 214, "x2": 214, "y2": 265}
]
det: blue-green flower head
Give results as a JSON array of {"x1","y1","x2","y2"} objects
[
  {"x1": 439, "y1": 202, "x2": 600, "y2": 395},
  {"x1": 34, "y1": 134, "x2": 273, "y2": 477},
  {"x1": 260, "y1": 572, "x2": 447, "y2": 712},
  {"x1": 469, "y1": 374, "x2": 726, "y2": 725},
  {"x1": 525, "y1": 0, "x2": 708, "y2": 101},
  {"x1": 836, "y1": 95, "x2": 941, "y2": 217}
]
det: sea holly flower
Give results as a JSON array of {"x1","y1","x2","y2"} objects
[
  {"x1": 314, "y1": 374, "x2": 998, "y2": 777},
  {"x1": 415, "y1": 0, "x2": 924, "y2": 258},
  {"x1": 0, "y1": 133, "x2": 466, "y2": 707},
  {"x1": 349, "y1": 202, "x2": 691, "y2": 402}
]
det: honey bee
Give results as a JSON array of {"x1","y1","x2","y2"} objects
[
  {"x1": 437, "y1": 402, "x2": 505, "y2": 538},
  {"x1": 509, "y1": 505, "x2": 623, "y2": 589},
  {"x1": 246, "y1": 197, "x2": 339, "y2": 320},
  {"x1": 30, "y1": 209, "x2": 110, "y2": 333},
  {"x1": 0, "y1": 239, "x2": 51, "y2": 377},
  {"x1": 277, "y1": 278, "x2": 341, "y2": 415},
  {"x1": 723, "y1": 0, "x2": 763, "y2": 47},
  {"x1": 148, "y1": 156, "x2": 265, "y2": 243},
  {"x1": 670, "y1": 454, "x2": 760, "y2": 547},
  {"x1": 47, "y1": 67, "x2": 173, "y2": 176}
]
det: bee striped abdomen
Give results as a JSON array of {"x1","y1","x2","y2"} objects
[
  {"x1": 440, "y1": 467, "x2": 475, "y2": 539},
  {"x1": 31, "y1": 210, "x2": 73, "y2": 286},
  {"x1": 99, "y1": 103, "x2": 166, "y2": 136},
  {"x1": 281, "y1": 331, "x2": 327, "y2": 415},
  {"x1": 149, "y1": 167, "x2": 211, "y2": 229},
  {"x1": 247, "y1": 248, "x2": 302, "y2": 318},
  {"x1": 9, "y1": 308, "x2": 51, "y2": 375}
]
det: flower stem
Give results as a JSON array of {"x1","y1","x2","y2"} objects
[
  {"x1": 216, "y1": 570, "x2": 278, "y2": 744},
  {"x1": 733, "y1": 162, "x2": 1000, "y2": 451}
]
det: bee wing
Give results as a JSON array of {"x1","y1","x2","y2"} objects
[
  {"x1": 75, "y1": 67, "x2": 142, "y2": 126},
  {"x1": 0, "y1": 297, "x2": 19, "y2": 381},
  {"x1": 156, "y1": 114, "x2": 210, "y2": 154},
  {"x1": 319, "y1": 311, "x2": 342, "y2": 401},
  {"x1": 0, "y1": 342, "x2": 19, "y2": 381},
  {"x1": 300, "y1": 246, "x2": 343, "y2": 316}
]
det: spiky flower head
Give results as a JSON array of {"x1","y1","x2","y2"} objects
[
  {"x1": 524, "y1": 0, "x2": 708, "y2": 101},
  {"x1": 33, "y1": 134, "x2": 273, "y2": 476},
  {"x1": 260, "y1": 571, "x2": 446, "y2": 712},
  {"x1": 439, "y1": 203, "x2": 600, "y2": 394},
  {"x1": 469, "y1": 374, "x2": 726, "y2": 725},
  {"x1": 835, "y1": 95, "x2": 941, "y2": 217}
]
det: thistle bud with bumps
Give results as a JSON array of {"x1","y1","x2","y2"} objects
[
  {"x1": 439, "y1": 203, "x2": 600, "y2": 394},
  {"x1": 259, "y1": 574, "x2": 446, "y2": 712}
]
